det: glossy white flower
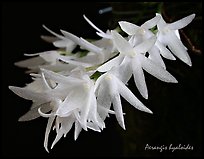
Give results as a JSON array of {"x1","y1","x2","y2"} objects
[
  {"x1": 8, "y1": 12, "x2": 195, "y2": 153},
  {"x1": 156, "y1": 13, "x2": 195, "y2": 66},
  {"x1": 98, "y1": 31, "x2": 177, "y2": 99},
  {"x1": 119, "y1": 15, "x2": 175, "y2": 69},
  {"x1": 95, "y1": 70, "x2": 152, "y2": 129}
]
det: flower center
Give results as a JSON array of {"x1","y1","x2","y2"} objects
[{"x1": 139, "y1": 28, "x2": 146, "y2": 35}]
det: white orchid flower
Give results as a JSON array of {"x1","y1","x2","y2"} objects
[
  {"x1": 119, "y1": 15, "x2": 175, "y2": 69},
  {"x1": 95, "y1": 71, "x2": 152, "y2": 129},
  {"x1": 8, "y1": 12, "x2": 195, "y2": 153},
  {"x1": 98, "y1": 31, "x2": 177, "y2": 99},
  {"x1": 156, "y1": 13, "x2": 195, "y2": 66}
]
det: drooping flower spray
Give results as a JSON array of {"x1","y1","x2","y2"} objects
[{"x1": 9, "y1": 12, "x2": 195, "y2": 152}]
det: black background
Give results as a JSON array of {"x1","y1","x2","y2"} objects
[{"x1": 1, "y1": 1, "x2": 203, "y2": 158}]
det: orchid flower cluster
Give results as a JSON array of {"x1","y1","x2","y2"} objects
[{"x1": 9, "y1": 13, "x2": 195, "y2": 152}]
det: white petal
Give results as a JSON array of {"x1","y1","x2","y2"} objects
[
  {"x1": 51, "y1": 116, "x2": 74, "y2": 149},
  {"x1": 41, "y1": 35, "x2": 59, "y2": 43},
  {"x1": 119, "y1": 21, "x2": 140, "y2": 35},
  {"x1": 111, "y1": 30, "x2": 135, "y2": 55},
  {"x1": 9, "y1": 86, "x2": 51, "y2": 102},
  {"x1": 41, "y1": 68, "x2": 83, "y2": 84},
  {"x1": 95, "y1": 77, "x2": 112, "y2": 120},
  {"x1": 138, "y1": 54, "x2": 178, "y2": 83},
  {"x1": 83, "y1": 14, "x2": 104, "y2": 34},
  {"x1": 79, "y1": 87, "x2": 94, "y2": 128},
  {"x1": 61, "y1": 30, "x2": 103, "y2": 54},
  {"x1": 74, "y1": 120, "x2": 82, "y2": 140},
  {"x1": 19, "y1": 102, "x2": 51, "y2": 121},
  {"x1": 166, "y1": 32, "x2": 192, "y2": 66},
  {"x1": 59, "y1": 56, "x2": 92, "y2": 67},
  {"x1": 148, "y1": 46, "x2": 166, "y2": 69},
  {"x1": 97, "y1": 55, "x2": 124, "y2": 72},
  {"x1": 168, "y1": 14, "x2": 195, "y2": 30},
  {"x1": 56, "y1": 91, "x2": 84, "y2": 116},
  {"x1": 131, "y1": 58, "x2": 148, "y2": 99},
  {"x1": 114, "y1": 75, "x2": 152, "y2": 114},
  {"x1": 43, "y1": 25, "x2": 67, "y2": 40},
  {"x1": 80, "y1": 37, "x2": 103, "y2": 54},
  {"x1": 53, "y1": 39, "x2": 76, "y2": 52},
  {"x1": 96, "y1": 32, "x2": 112, "y2": 39},
  {"x1": 111, "y1": 93, "x2": 125, "y2": 130},
  {"x1": 156, "y1": 40, "x2": 176, "y2": 60},
  {"x1": 44, "y1": 116, "x2": 55, "y2": 152},
  {"x1": 134, "y1": 36, "x2": 156, "y2": 54},
  {"x1": 113, "y1": 56, "x2": 132, "y2": 84},
  {"x1": 87, "y1": 122, "x2": 101, "y2": 132},
  {"x1": 14, "y1": 56, "x2": 45, "y2": 68},
  {"x1": 141, "y1": 15, "x2": 161, "y2": 29},
  {"x1": 156, "y1": 13, "x2": 167, "y2": 31}
]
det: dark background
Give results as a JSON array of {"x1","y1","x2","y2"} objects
[{"x1": 1, "y1": 1, "x2": 203, "y2": 157}]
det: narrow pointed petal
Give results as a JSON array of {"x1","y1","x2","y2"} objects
[
  {"x1": 19, "y1": 102, "x2": 51, "y2": 121},
  {"x1": 38, "y1": 51, "x2": 60, "y2": 63},
  {"x1": 51, "y1": 130, "x2": 63, "y2": 149},
  {"x1": 80, "y1": 37, "x2": 103, "y2": 54},
  {"x1": 53, "y1": 39, "x2": 73, "y2": 48},
  {"x1": 156, "y1": 13, "x2": 167, "y2": 30},
  {"x1": 134, "y1": 36, "x2": 156, "y2": 54},
  {"x1": 131, "y1": 59, "x2": 148, "y2": 99},
  {"x1": 166, "y1": 32, "x2": 192, "y2": 66},
  {"x1": 156, "y1": 40, "x2": 176, "y2": 60},
  {"x1": 149, "y1": 46, "x2": 166, "y2": 69},
  {"x1": 138, "y1": 54, "x2": 178, "y2": 83},
  {"x1": 111, "y1": 30, "x2": 135, "y2": 55},
  {"x1": 168, "y1": 14, "x2": 195, "y2": 30},
  {"x1": 112, "y1": 93, "x2": 126, "y2": 130},
  {"x1": 44, "y1": 116, "x2": 55, "y2": 152},
  {"x1": 61, "y1": 30, "x2": 103, "y2": 54},
  {"x1": 87, "y1": 122, "x2": 101, "y2": 132},
  {"x1": 51, "y1": 117, "x2": 74, "y2": 149},
  {"x1": 43, "y1": 25, "x2": 67, "y2": 40},
  {"x1": 95, "y1": 78, "x2": 112, "y2": 120},
  {"x1": 59, "y1": 56, "x2": 92, "y2": 67},
  {"x1": 114, "y1": 75, "x2": 152, "y2": 114},
  {"x1": 141, "y1": 15, "x2": 161, "y2": 29},
  {"x1": 83, "y1": 14, "x2": 104, "y2": 34},
  {"x1": 41, "y1": 35, "x2": 59, "y2": 43},
  {"x1": 96, "y1": 32, "x2": 112, "y2": 39},
  {"x1": 97, "y1": 55, "x2": 124, "y2": 72},
  {"x1": 14, "y1": 56, "x2": 45, "y2": 68},
  {"x1": 74, "y1": 121, "x2": 82, "y2": 140},
  {"x1": 9, "y1": 86, "x2": 51, "y2": 102},
  {"x1": 79, "y1": 87, "x2": 94, "y2": 128},
  {"x1": 119, "y1": 21, "x2": 140, "y2": 35}
]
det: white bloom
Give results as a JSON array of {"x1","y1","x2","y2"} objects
[
  {"x1": 156, "y1": 13, "x2": 195, "y2": 66},
  {"x1": 119, "y1": 15, "x2": 175, "y2": 69},
  {"x1": 98, "y1": 31, "x2": 177, "y2": 99},
  {"x1": 95, "y1": 71, "x2": 152, "y2": 129},
  {"x1": 8, "y1": 12, "x2": 195, "y2": 153}
]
